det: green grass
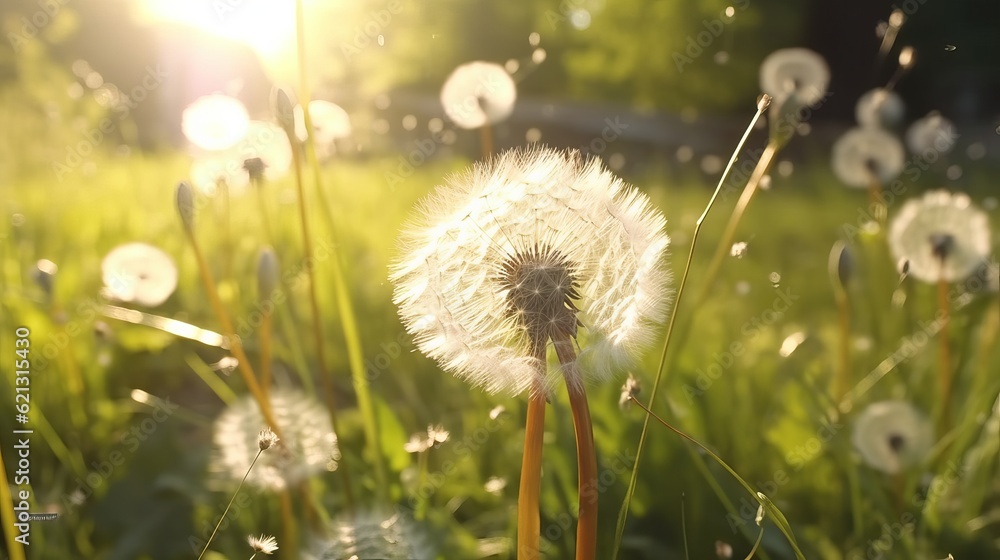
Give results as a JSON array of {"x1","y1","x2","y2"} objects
[{"x1": 1, "y1": 148, "x2": 998, "y2": 559}]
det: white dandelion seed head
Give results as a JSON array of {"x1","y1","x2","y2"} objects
[
  {"x1": 306, "y1": 511, "x2": 432, "y2": 560},
  {"x1": 390, "y1": 147, "x2": 672, "y2": 396},
  {"x1": 855, "y1": 88, "x2": 906, "y2": 129},
  {"x1": 212, "y1": 389, "x2": 338, "y2": 491},
  {"x1": 294, "y1": 100, "x2": 352, "y2": 160},
  {"x1": 248, "y1": 533, "x2": 279, "y2": 555},
  {"x1": 851, "y1": 400, "x2": 933, "y2": 474},
  {"x1": 182, "y1": 94, "x2": 250, "y2": 151},
  {"x1": 906, "y1": 112, "x2": 957, "y2": 155},
  {"x1": 101, "y1": 242, "x2": 177, "y2": 307},
  {"x1": 759, "y1": 48, "x2": 829, "y2": 107},
  {"x1": 190, "y1": 121, "x2": 292, "y2": 196},
  {"x1": 831, "y1": 127, "x2": 905, "y2": 188},
  {"x1": 888, "y1": 190, "x2": 992, "y2": 283},
  {"x1": 440, "y1": 61, "x2": 517, "y2": 130}
]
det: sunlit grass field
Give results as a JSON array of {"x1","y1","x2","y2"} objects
[{"x1": 1, "y1": 142, "x2": 997, "y2": 559}]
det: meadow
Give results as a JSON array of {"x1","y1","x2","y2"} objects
[{"x1": 1, "y1": 2, "x2": 999, "y2": 559}]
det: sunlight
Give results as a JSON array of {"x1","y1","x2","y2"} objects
[{"x1": 136, "y1": 0, "x2": 297, "y2": 61}]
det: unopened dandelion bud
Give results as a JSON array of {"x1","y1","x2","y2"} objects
[
  {"x1": 176, "y1": 181, "x2": 196, "y2": 233},
  {"x1": 257, "y1": 247, "x2": 280, "y2": 302},
  {"x1": 244, "y1": 157, "x2": 266, "y2": 183},
  {"x1": 828, "y1": 241, "x2": 853, "y2": 291},
  {"x1": 33, "y1": 259, "x2": 58, "y2": 300},
  {"x1": 272, "y1": 88, "x2": 296, "y2": 135}
]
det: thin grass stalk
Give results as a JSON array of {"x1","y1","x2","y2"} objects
[
  {"x1": 184, "y1": 231, "x2": 281, "y2": 436},
  {"x1": 480, "y1": 123, "x2": 494, "y2": 160},
  {"x1": 552, "y1": 336, "x2": 597, "y2": 560},
  {"x1": 198, "y1": 448, "x2": 264, "y2": 560},
  {"x1": 0, "y1": 445, "x2": 27, "y2": 560},
  {"x1": 518, "y1": 388, "x2": 546, "y2": 560},
  {"x1": 287, "y1": 134, "x2": 355, "y2": 511},
  {"x1": 612, "y1": 96, "x2": 771, "y2": 557},
  {"x1": 294, "y1": 0, "x2": 387, "y2": 504},
  {"x1": 936, "y1": 274, "x2": 952, "y2": 432},
  {"x1": 695, "y1": 140, "x2": 779, "y2": 307},
  {"x1": 260, "y1": 310, "x2": 273, "y2": 402},
  {"x1": 414, "y1": 449, "x2": 430, "y2": 521},
  {"x1": 278, "y1": 488, "x2": 297, "y2": 560}
]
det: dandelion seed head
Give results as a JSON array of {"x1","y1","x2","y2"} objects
[
  {"x1": 101, "y1": 242, "x2": 177, "y2": 307},
  {"x1": 390, "y1": 147, "x2": 671, "y2": 396},
  {"x1": 440, "y1": 61, "x2": 517, "y2": 130},
  {"x1": 831, "y1": 127, "x2": 905, "y2": 188},
  {"x1": 856, "y1": 88, "x2": 906, "y2": 129},
  {"x1": 906, "y1": 112, "x2": 956, "y2": 155},
  {"x1": 307, "y1": 511, "x2": 431, "y2": 560},
  {"x1": 182, "y1": 94, "x2": 250, "y2": 151},
  {"x1": 759, "y1": 48, "x2": 829, "y2": 107},
  {"x1": 851, "y1": 400, "x2": 932, "y2": 474},
  {"x1": 888, "y1": 190, "x2": 991, "y2": 283},
  {"x1": 213, "y1": 389, "x2": 338, "y2": 491}
]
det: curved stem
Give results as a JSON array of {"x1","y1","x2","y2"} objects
[
  {"x1": 553, "y1": 337, "x2": 597, "y2": 560},
  {"x1": 613, "y1": 96, "x2": 771, "y2": 558},
  {"x1": 518, "y1": 390, "x2": 546, "y2": 560},
  {"x1": 198, "y1": 450, "x2": 262, "y2": 560}
]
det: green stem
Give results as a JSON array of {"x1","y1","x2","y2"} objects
[
  {"x1": 613, "y1": 96, "x2": 771, "y2": 557},
  {"x1": 198, "y1": 449, "x2": 262, "y2": 560}
]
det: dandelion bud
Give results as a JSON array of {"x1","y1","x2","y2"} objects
[
  {"x1": 898, "y1": 46, "x2": 915, "y2": 69},
  {"x1": 272, "y1": 88, "x2": 296, "y2": 135},
  {"x1": 33, "y1": 259, "x2": 58, "y2": 300},
  {"x1": 176, "y1": 181, "x2": 195, "y2": 233},
  {"x1": 257, "y1": 248, "x2": 280, "y2": 302},
  {"x1": 828, "y1": 241, "x2": 853, "y2": 292}
]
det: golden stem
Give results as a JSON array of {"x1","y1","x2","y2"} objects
[
  {"x1": 552, "y1": 336, "x2": 597, "y2": 560},
  {"x1": 517, "y1": 359, "x2": 547, "y2": 560}
]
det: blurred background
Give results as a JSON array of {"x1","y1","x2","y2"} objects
[{"x1": 1, "y1": 0, "x2": 998, "y2": 559}]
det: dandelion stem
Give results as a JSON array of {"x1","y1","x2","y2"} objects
[
  {"x1": 278, "y1": 488, "x2": 297, "y2": 560},
  {"x1": 936, "y1": 275, "x2": 952, "y2": 432},
  {"x1": 613, "y1": 96, "x2": 771, "y2": 558},
  {"x1": 518, "y1": 359, "x2": 547, "y2": 560},
  {"x1": 198, "y1": 449, "x2": 263, "y2": 560},
  {"x1": 260, "y1": 306, "x2": 273, "y2": 402},
  {"x1": 252, "y1": 175, "x2": 275, "y2": 246},
  {"x1": 697, "y1": 140, "x2": 779, "y2": 306},
  {"x1": 288, "y1": 130, "x2": 356, "y2": 511},
  {"x1": 184, "y1": 229, "x2": 282, "y2": 437},
  {"x1": 415, "y1": 450, "x2": 430, "y2": 521},
  {"x1": 833, "y1": 279, "x2": 851, "y2": 402},
  {"x1": 480, "y1": 123, "x2": 494, "y2": 160},
  {"x1": 553, "y1": 336, "x2": 597, "y2": 560},
  {"x1": 295, "y1": 0, "x2": 385, "y2": 507}
]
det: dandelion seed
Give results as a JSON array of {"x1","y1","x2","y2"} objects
[
  {"x1": 851, "y1": 400, "x2": 932, "y2": 474},
  {"x1": 778, "y1": 332, "x2": 806, "y2": 357},
  {"x1": 619, "y1": 373, "x2": 640, "y2": 409},
  {"x1": 730, "y1": 242, "x2": 748, "y2": 259},
  {"x1": 390, "y1": 147, "x2": 671, "y2": 395},
  {"x1": 248, "y1": 533, "x2": 278, "y2": 555},
  {"x1": 888, "y1": 190, "x2": 991, "y2": 283},
  {"x1": 831, "y1": 127, "x2": 905, "y2": 188},
  {"x1": 257, "y1": 427, "x2": 279, "y2": 451},
  {"x1": 484, "y1": 476, "x2": 507, "y2": 495},
  {"x1": 101, "y1": 242, "x2": 178, "y2": 307},
  {"x1": 488, "y1": 405, "x2": 506, "y2": 420},
  {"x1": 403, "y1": 433, "x2": 429, "y2": 454},
  {"x1": 427, "y1": 425, "x2": 449, "y2": 445}
]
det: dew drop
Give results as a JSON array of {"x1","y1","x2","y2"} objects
[
  {"x1": 528, "y1": 32, "x2": 541, "y2": 47},
  {"x1": 401, "y1": 114, "x2": 417, "y2": 131},
  {"x1": 505, "y1": 58, "x2": 520, "y2": 74},
  {"x1": 532, "y1": 48, "x2": 547, "y2": 64},
  {"x1": 725, "y1": 6, "x2": 736, "y2": 18}
]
